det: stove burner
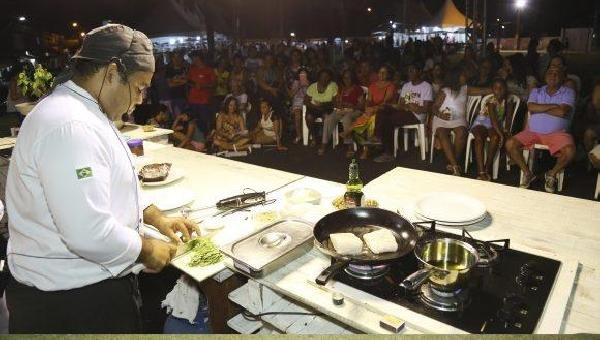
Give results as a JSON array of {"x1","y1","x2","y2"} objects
[
  {"x1": 473, "y1": 241, "x2": 499, "y2": 268},
  {"x1": 344, "y1": 263, "x2": 390, "y2": 280},
  {"x1": 497, "y1": 293, "x2": 529, "y2": 329},
  {"x1": 420, "y1": 284, "x2": 471, "y2": 312},
  {"x1": 516, "y1": 261, "x2": 544, "y2": 290}
]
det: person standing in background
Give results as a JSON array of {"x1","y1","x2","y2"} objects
[{"x1": 187, "y1": 51, "x2": 216, "y2": 135}]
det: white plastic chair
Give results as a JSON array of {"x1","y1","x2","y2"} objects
[
  {"x1": 394, "y1": 123, "x2": 427, "y2": 160},
  {"x1": 465, "y1": 94, "x2": 520, "y2": 179},
  {"x1": 301, "y1": 105, "x2": 325, "y2": 146},
  {"x1": 518, "y1": 112, "x2": 565, "y2": 192},
  {"x1": 429, "y1": 95, "x2": 482, "y2": 163},
  {"x1": 595, "y1": 172, "x2": 600, "y2": 199}
]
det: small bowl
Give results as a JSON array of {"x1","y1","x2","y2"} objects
[{"x1": 284, "y1": 188, "x2": 322, "y2": 205}]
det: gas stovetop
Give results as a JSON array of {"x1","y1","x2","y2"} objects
[{"x1": 328, "y1": 223, "x2": 561, "y2": 334}]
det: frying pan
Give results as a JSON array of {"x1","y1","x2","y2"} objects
[{"x1": 313, "y1": 207, "x2": 418, "y2": 285}]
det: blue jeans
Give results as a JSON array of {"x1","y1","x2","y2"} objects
[{"x1": 163, "y1": 301, "x2": 211, "y2": 334}]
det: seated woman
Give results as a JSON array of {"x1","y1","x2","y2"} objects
[
  {"x1": 289, "y1": 68, "x2": 309, "y2": 144},
  {"x1": 471, "y1": 77, "x2": 514, "y2": 180},
  {"x1": 213, "y1": 97, "x2": 250, "y2": 151},
  {"x1": 351, "y1": 65, "x2": 396, "y2": 160},
  {"x1": 304, "y1": 68, "x2": 338, "y2": 148},
  {"x1": 582, "y1": 83, "x2": 600, "y2": 155},
  {"x1": 322, "y1": 69, "x2": 365, "y2": 157},
  {"x1": 224, "y1": 79, "x2": 249, "y2": 124},
  {"x1": 251, "y1": 99, "x2": 287, "y2": 151},
  {"x1": 172, "y1": 110, "x2": 206, "y2": 152},
  {"x1": 431, "y1": 68, "x2": 469, "y2": 176}
]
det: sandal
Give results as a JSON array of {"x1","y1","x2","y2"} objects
[
  {"x1": 447, "y1": 165, "x2": 461, "y2": 176},
  {"x1": 477, "y1": 172, "x2": 491, "y2": 181},
  {"x1": 519, "y1": 172, "x2": 537, "y2": 189},
  {"x1": 359, "y1": 147, "x2": 369, "y2": 160}
]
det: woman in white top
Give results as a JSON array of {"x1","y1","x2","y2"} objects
[
  {"x1": 431, "y1": 68, "x2": 469, "y2": 176},
  {"x1": 251, "y1": 98, "x2": 287, "y2": 151}
]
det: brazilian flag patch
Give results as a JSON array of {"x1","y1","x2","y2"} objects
[{"x1": 76, "y1": 167, "x2": 93, "y2": 179}]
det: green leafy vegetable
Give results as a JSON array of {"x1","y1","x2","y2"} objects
[
  {"x1": 17, "y1": 64, "x2": 54, "y2": 101},
  {"x1": 187, "y1": 238, "x2": 223, "y2": 267}
]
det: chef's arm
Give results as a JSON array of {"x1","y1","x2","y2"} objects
[
  {"x1": 143, "y1": 204, "x2": 167, "y2": 228},
  {"x1": 37, "y1": 122, "x2": 167, "y2": 275}
]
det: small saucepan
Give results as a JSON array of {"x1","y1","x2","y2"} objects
[{"x1": 400, "y1": 238, "x2": 479, "y2": 292}]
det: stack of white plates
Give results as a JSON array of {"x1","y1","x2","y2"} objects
[{"x1": 414, "y1": 192, "x2": 488, "y2": 226}]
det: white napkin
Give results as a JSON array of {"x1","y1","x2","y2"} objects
[{"x1": 161, "y1": 276, "x2": 202, "y2": 324}]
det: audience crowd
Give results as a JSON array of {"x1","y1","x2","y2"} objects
[{"x1": 9, "y1": 37, "x2": 598, "y2": 194}]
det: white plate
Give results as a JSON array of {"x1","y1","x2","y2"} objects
[
  {"x1": 143, "y1": 187, "x2": 195, "y2": 211},
  {"x1": 415, "y1": 192, "x2": 487, "y2": 224},
  {"x1": 415, "y1": 211, "x2": 487, "y2": 227},
  {"x1": 141, "y1": 167, "x2": 185, "y2": 187}
]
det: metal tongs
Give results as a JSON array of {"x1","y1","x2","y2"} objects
[{"x1": 214, "y1": 191, "x2": 269, "y2": 217}]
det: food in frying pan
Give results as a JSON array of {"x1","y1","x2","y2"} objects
[
  {"x1": 139, "y1": 163, "x2": 171, "y2": 182},
  {"x1": 330, "y1": 233, "x2": 364, "y2": 255},
  {"x1": 363, "y1": 229, "x2": 398, "y2": 254}
]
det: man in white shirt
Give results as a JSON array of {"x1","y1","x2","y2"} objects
[
  {"x1": 5, "y1": 24, "x2": 198, "y2": 334},
  {"x1": 374, "y1": 63, "x2": 433, "y2": 163}
]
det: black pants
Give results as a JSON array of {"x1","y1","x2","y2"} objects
[{"x1": 6, "y1": 274, "x2": 143, "y2": 334}]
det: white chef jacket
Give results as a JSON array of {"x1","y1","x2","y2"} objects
[{"x1": 6, "y1": 81, "x2": 147, "y2": 291}]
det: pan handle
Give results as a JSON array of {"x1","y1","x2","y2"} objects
[
  {"x1": 316, "y1": 259, "x2": 350, "y2": 285},
  {"x1": 399, "y1": 268, "x2": 432, "y2": 290}
]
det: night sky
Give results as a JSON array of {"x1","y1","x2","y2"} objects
[{"x1": 2, "y1": 0, "x2": 598, "y2": 38}]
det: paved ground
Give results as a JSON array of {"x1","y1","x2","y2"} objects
[{"x1": 237, "y1": 141, "x2": 599, "y2": 202}]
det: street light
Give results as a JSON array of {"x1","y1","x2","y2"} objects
[
  {"x1": 72, "y1": 22, "x2": 78, "y2": 28},
  {"x1": 18, "y1": 16, "x2": 26, "y2": 22},
  {"x1": 392, "y1": 23, "x2": 397, "y2": 29},
  {"x1": 367, "y1": 7, "x2": 372, "y2": 12},
  {"x1": 290, "y1": 32, "x2": 295, "y2": 38},
  {"x1": 79, "y1": 32, "x2": 85, "y2": 37},
  {"x1": 515, "y1": 0, "x2": 526, "y2": 50}
]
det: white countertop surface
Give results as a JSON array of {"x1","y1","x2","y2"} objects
[
  {"x1": 120, "y1": 123, "x2": 173, "y2": 141},
  {"x1": 140, "y1": 145, "x2": 600, "y2": 334}
]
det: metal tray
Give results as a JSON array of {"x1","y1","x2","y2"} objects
[{"x1": 220, "y1": 219, "x2": 314, "y2": 277}]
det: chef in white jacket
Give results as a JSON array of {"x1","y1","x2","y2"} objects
[{"x1": 5, "y1": 24, "x2": 198, "y2": 334}]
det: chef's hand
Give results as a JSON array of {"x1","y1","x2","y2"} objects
[
  {"x1": 138, "y1": 237, "x2": 177, "y2": 273},
  {"x1": 154, "y1": 217, "x2": 200, "y2": 243}
]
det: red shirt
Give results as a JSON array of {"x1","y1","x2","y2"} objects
[
  {"x1": 340, "y1": 85, "x2": 364, "y2": 107},
  {"x1": 187, "y1": 66, "x2": 215, "y2": 104}
]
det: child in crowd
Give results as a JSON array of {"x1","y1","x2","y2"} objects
[
  {"x1": 213, "y1": 97, "x2": 250, "y2": 151},
  {"x1": 148, "y1": 104, "x2": 171, "y2": 129},
  {"x1": 289, "y1": 68, "x2": 309, "y2": 144},
  {"x1": 171, "y1": 110, "x2": 206, "y2": 152},
  {"x1": 470, "y1": 77, "x2": 514, "y2": 181},
  {"x1": 251, "y1": 99, "x2": 287, "y2": 151}
]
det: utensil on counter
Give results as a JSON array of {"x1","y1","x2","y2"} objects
[
  {"x1": 399, "y1": 238, "x2": 480, "y2": 291},
  {"x1": 414, "y1": 192, "x2": 487, "y2": 224},
  {"x1": 313, "y1": 208, "x2": 418, "y2": 285},
  {"x1": 220, "y1": 219, "x2": 314, "y2": 277}
]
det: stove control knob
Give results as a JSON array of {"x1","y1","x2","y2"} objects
[
  {"x1": 516, "y1": 261, "x2": 544, "y2": 290},
  {"x1": 497, "y1": 293, "x2": 528, "y2": 329}
]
